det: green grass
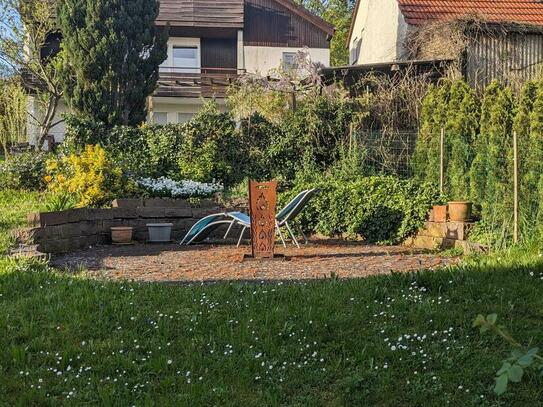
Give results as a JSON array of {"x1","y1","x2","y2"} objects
[
  {"x1": 1, "y1": 251, "x2": 543, "y2": 406},
  {"x1": 1, "y1": 187, "x2": 542, "y2": 405},
  {"x1": 0, "y1": 189, "x2": 47, "y2": 254}
]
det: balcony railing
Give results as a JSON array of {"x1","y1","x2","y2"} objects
[{"x1": 155, "y1": 67, "x2": 245, "y2": 98}]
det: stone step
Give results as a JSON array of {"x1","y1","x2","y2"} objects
[
  {"x1": 417, "y1": 221, "x2": 476, "y2": 241},
  {"x1": 404, "y1": 235, "x2": 487, "y2": 254}
]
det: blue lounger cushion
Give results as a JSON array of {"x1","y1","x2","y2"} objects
[
  {"x1": 180, "y1": 214, "x2": 234, "y2": 245},
  {"x1": 227, "y1": 211, "x2": 250, "y2": 227}
]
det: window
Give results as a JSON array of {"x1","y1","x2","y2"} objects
[
  {"x1": 177, "y1": 113, "x2": 193, "y2": 123},
  {"x1": 350, "y1": 38, "x2": 362, "y2": 65},
  {"x1": 282, "y1": 52, "x2": 297, "y2": 71},
  {"x1": 153, "y1": 112, "x2": 168, "y2": 125},
  {"x1": 173, "y1": 46, "x2": 198, "y2": 72}
]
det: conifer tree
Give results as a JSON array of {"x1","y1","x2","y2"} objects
[
  {"x1": 444, "y1": 80, "x2": 479, "y2": 200},
  {"x1": 470, "y1": 81, "x2": 502, "y2": 205},
  {"x1": 58, "y1": 0, "x2": 168, "y2": 127},
  {"x1": 425, "y1": 80, "x2": 451, "y2": 185},
  {"x1": 513, "y1": 80, "x2": 537, "y2": 230},
  {"x1": 527, "y1": 81, "x2": 543, "y2": 228},
  {"x1": 412, "y1": 84, "x2": 436, "y2": 181},
  {"x1": 472, "y1": 82, "x2": 515, "y2": 235}
]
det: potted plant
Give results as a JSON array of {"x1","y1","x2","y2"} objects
[
  {"x1": 111, "y1": 226, "x2": 134, "y2": 244},
  {"x1": 432, "y1": 198, "x2": 448, "y2": 223},
  {"x1": 448, "y1": 200, "x2": 473, "y2": 222}
]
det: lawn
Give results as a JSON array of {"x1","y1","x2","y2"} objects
[
  {"x1": 0, "y1": 189, "x2": 47, "y2": 254},
  {"x1": 1, "y1": 247, "x2": 543, "y2": 406}
]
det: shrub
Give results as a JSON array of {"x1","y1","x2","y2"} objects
[
  {"x1": 251, "y1": 94, "x2": 358, "y2": 183},
  {"x1": 279, "y1": 175, "x2": 438, "y2": 244},
  {"x1": 178, "y1": 101, "x2": 240, "y2": 187},
  {"x1": 63, "y1": 117, "x2": 182, "y2": 178},
  {"x1": 0, "y1": 152, "x2": 50, "y2": 190},
  {"x1": 0, "y1": 79, "x2": 27, "y2": 157},
  {"x1": 237, "y1": 113, "x2": 281, "y2": 181},
  {"x1": 64, "y1": 101, "x2": 242, "y2": 186},
  {"x1": 45, "y1": 145, "x2": 126, "y2": 207},
  {"x1": 145, "y1": 124, "x2": 185, "y2": 178},
  {"x1": 62, "y1": 115, "x2": 109, "y2": 147}
]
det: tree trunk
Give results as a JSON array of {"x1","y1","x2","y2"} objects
[
  {"x1": 1, "y1": 142, "x2": 9, "y2": 160},
  {"x1": 35, "y1": 94, "x2": 60, "y2": 151}
]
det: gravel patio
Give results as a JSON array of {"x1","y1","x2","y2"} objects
[{"x1": 51, "y1": 240, "x2": 459, "y2": 282}]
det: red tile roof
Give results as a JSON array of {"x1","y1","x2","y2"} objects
[{"x1": 397, "y1": 0, "x2": 543, "y2": 26}]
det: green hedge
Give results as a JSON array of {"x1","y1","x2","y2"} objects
[
  {"x1": 64, "y1": 101, "x2": 242, "y2": 186},
  {"x1": 279, "y1": 176, "x2": 438, "y2": 244},
  {"x1": 63, "y1": 96, "x2": 358, "y2": 187}
]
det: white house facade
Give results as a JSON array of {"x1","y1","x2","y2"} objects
[{"x1": 28, "y1": 0, "x2": 334, "y2": 145}]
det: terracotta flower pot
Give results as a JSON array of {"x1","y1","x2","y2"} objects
[
  {"x1": 433, "y1": 205, "x2": 448, "y2": 223},
  {"x1": 111, "y1": 227, "x2": 133, "y2": 244},
  {"x1": 448, "y1": 201, "x2": 473, "y2": 222}
]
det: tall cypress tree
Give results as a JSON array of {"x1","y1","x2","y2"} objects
[
  {"x1": 527, "y1": 81, "x2": 543, "y2": 229},
  {"x1": 425, "y1": 80, "x2": 451, "y2": 185},
  {"x1": 471, "y1": 81, "x2": 515, "y2": 237},
  {"x1": 412, "y1": 84, "x2": 437, "y2": 181},
  {"x1": 470, "y1": 81, "x2": 501, "y2": 205},
  {"x1": 444, "y1": 80, "x2": 479, "y2": 200},
  {"x1": 485, "y1": 85, "x2": 514, "y2": 216},
  {"x1": 513, "y1": 80, "x2": 538, "y2": 231},
  {"x1": 58, "y1": 0, "x2": 168, "y2": 127}
]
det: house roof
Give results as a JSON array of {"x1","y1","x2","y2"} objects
[
  {"x1": 320, "y1": 58, "x2": 453, "y2": 85},
  {"x1": 348, "y1": 0, "x2": 543, "y2": 44},
  {"x1": 398, "y1": 0, "x2": 543, "y2": 26},
  {"x1": 157, "y1": 0, "x2": 245, "y2": 28},
  {"x1": 157, "y1": 0, "x2": 335, "y2": 35}
]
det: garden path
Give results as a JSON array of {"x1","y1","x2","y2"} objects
[{"x1": 51, "y1": 240, "x2": 459, "y2": 282}]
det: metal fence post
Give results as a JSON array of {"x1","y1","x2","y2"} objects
[
  {"x1": 440, "y1": 128, "x2": 445, "y2": 194},
  {"x1": 513, "y1": 131, "x2": 519, "y2": 244}
]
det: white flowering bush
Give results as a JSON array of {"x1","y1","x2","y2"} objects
[{"x1": 137, "y1": 177, "x2": 223, "y2": 198}]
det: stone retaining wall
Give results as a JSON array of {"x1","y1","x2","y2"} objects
[{"x1": 18, "y1": 198, "x2": 243, "y2": 254}]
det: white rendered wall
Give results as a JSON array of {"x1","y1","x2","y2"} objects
[
  {"x1": 243, "y1": 46, "x2": 330, "y2": 75},
  {"x1": 49, "y1": 101, "x2": 67, "y2": 143},
  {"x1": 149, "y1": 97, "x2": 227, "y2": 124},
  {"x1": 348, "y1": 0, "x2": 409, "y2": 65},
  {"x1": 27, "y1": 97, "x2": 67, "y2": 146}
]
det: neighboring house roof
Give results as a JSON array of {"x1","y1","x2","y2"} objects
[
  {"x1": 348, "y1": 0, "x2": 543, "y2": 44},
  {"x1": 398, "y1": 0, "x2": 543, "y2": 26},
  {"x1": 157, "y1": 0, "x2": 335, "y2": 35}
]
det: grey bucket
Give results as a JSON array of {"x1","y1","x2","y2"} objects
[{"x1": 147, "y1": 223, "x2": 173, "y2": 243}]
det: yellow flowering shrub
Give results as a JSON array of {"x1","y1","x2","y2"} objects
[{"x1": 45, "y1": 145, "x2": 124, "y2": 208}]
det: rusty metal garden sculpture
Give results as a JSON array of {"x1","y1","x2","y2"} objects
[{"x1": 248, "y1": 180, "x2": 277, "y2": 259}]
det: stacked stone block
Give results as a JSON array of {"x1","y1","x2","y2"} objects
[
  {"x1": 19, "y1": 198, "x2": 238, "y2": 254},
  {"x1": 404, "y1": 220, "x2": 486, "y2": 254}
]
